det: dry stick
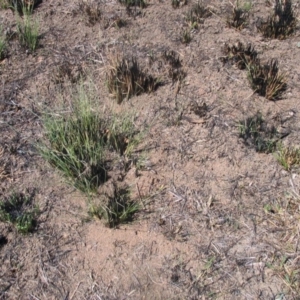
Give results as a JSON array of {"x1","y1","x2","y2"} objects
[
  {"x1": 69, "y1": 281, "x2": 83, "y2": 300},
  {"x1": 136, "y1": 183, "x2": 146, "y2": 209}
]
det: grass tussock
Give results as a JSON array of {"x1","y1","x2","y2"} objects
[
  {"x1": 238, "y1": 112, "x2": 279, "y2": 153},
  {"x1": 0, "y1": 191, "x2": 39, "y2": 233},
  {"x1": 247, "y1": 59, "x2": 287, "y2": 100},
  {"x1": 0, "y1": 28, "x2": 7, "y2": 60},
  {"x1": 106, "y1": 56, "x2": 159, "y2": 104},
  {"x1": 17, "y1": 13, "x2": 39, "y2": 51},
  {"x1": 257, "y1": 0, "x2": 297, "y2": 39},
  {"x1": 221, "y1": 41, "x2": 258, "y2": 70},
  {"x1": 39, "y1": 83, "x2": 140, "y2": 193},
  {"x1": 275, "y1": 145, "x2": 300, "y2": 171},
  {"x1": 226, "y1": 4, "x2": 249, "y2": 30}
]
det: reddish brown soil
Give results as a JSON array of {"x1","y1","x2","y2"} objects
[{"x1": 1, "y1": 0, "x2": 300, "y2": 299}]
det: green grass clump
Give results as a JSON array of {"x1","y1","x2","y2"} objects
[
  {"x1": 0, "y1": 28, "x2": 7, "y2": 60},
  {"x1": 275, "y1": 145, "x2": 300, "y2": 171},
  {"x1": 17, "y1": 14, "x2": 39, "y2": 51},
  {"x1": 39, "y1": 83, "x2": 140, "y2": 193},
  {"x1": 0, "y1": 192, "x2": 39, "y2": 233},
  {"x1": 238, "y1": 112, "x2": 278, "y2": 153}
]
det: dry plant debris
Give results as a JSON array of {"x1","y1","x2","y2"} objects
[
  {"x1": 78, "y1": 0, "x2": 102, "y2": 26},
  {"x1": 257, "y1": 0, "x2": 297, "y2": 39}
]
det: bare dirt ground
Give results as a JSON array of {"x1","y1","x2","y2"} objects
[{"x1": 1, "y1": 0, "x2": 300, "y2": 299}]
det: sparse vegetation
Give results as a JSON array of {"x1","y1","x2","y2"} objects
[
  {"x1": 0, "y1": 191, "x2": 38, "y2": 233},
  {"x1": 221, "y1": 41, "x2": 258, "y2": 69},
  {"x1": 275, "y1": 145, "x2": 300, "y2": 171},
  {"x1": 257, "y1": 0, "x2": 297, "y2": 39},
  {"x1": 1, "y1": 0, "x2": 300, "y2": 298},
  {"x1": 247, "y1": 59, "x2": 287, "y2": 100},
  {"x1": 106, "y1": 56, "x2": 159, "y2": 104},
  {"x1": 185, "y1": 1, "x2": 212, "y2": 29},
  {"x1": 17, "y1": 13, "x2": 39, "y2": 51},
  {"x1": 238, "y1": 112, "x2": 278, "y2": 153}
]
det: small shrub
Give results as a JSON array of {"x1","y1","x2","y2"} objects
[
  {"x1": 0, "y1": 191, "x2": 38, "y2": 233},
  {"x1": 89, "y1": 185, "x2": 139, "y2": 228},
  {"x1": 185, "y1": 1, "x2": 212, "y2": 29},
  {"x1": 275, "y1": 145, "x2": 300, "y2": 171},
  {"x1": 226, "y1": 6, "x2": 249, "y2": 30},
  {"x1": 78, "y1": 0, "x2": 101, "y2": 26},
  {"x1": 17, "y1": 14, "x2": 39, "y2": 51},
  {"x1": 238, "y1": 112, "x2": 278, "y2": 153},
  {"x1": 106, "y1": 56, "x2": 158, "y2": 104},
  {"x1": 247, "y1": 59, "x2": 287, "y2": 100},
  {"x1": 221, "y1": 41, "x2": 258, "y2": 70},
  {"x1": 257, "y1": 0, "x2": 296, "y2": 39}
]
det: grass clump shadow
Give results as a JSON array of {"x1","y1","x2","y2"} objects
[
  {"x1": 257, "y1": 0, "x2": 297, "y2": 39},
  {"x1": 89, "y1": 184, "x2": 139, "y2": 228},
  {"x1": 106, "y1": 56, "x2": 159, "y2": 104},
  {"x1": 39, "y1": 83, "x2": 140, "y2": 193},
  {"x1": 0, "y1": 191, "x2": 39, "y2": 233},
  {"x1": 247, "y1": 59, "x2": 287, "y2": 100},
  {"x1": 238, "y1": 112, "x2": 279, "y2": 153},
  {"x1": 221, "y1": 41, "x2": 258, "y2": 70},
  {"x1": 118, "y1": 0, "x2": 146, "y2": 8}
]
